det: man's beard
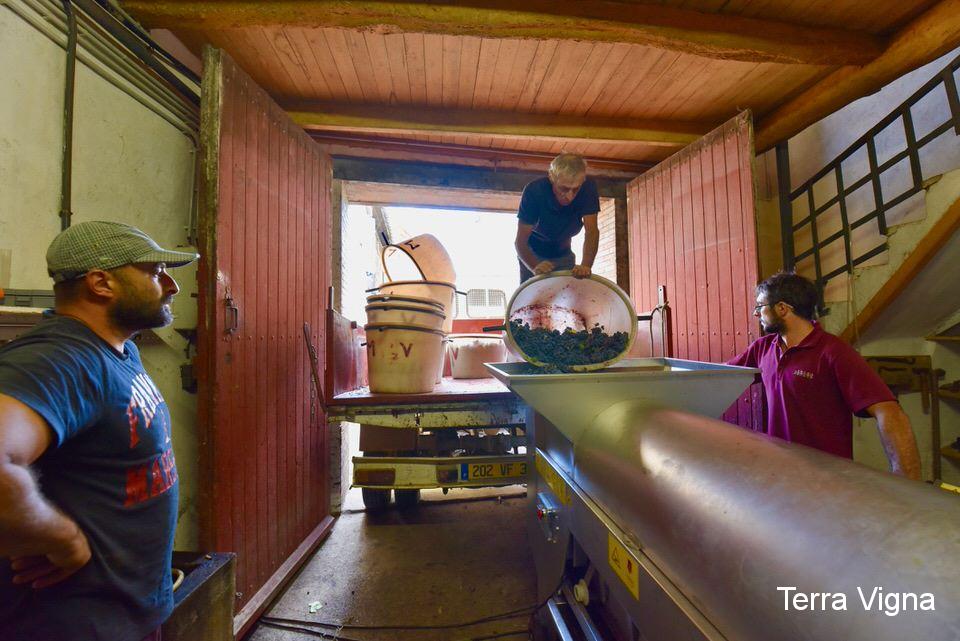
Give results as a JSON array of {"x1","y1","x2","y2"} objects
[
  {"x1": 109, "y1": 287, "x2": 174, "y2": 332},
  {"x1": 761, "y1": 316, "x2": 786, "y2": 335}
]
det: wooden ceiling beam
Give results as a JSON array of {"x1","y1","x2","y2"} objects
[
  {"x1": 286, "y1": 101, "x2": 710, "y2": 147},
  {"x1": 123, "y1": 0, "x2": 884, "y2": 66},
  {"x1": 343, "y1": 182, "x2": 522, "y2": 212},
  {"x1": 310, "y1": 132, "x2": 653, "y2": 179},
  {"x1": 756, "y1": 0, "x2": 960, "y2": 151}
]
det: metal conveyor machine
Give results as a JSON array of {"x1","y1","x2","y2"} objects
[{"x1": 487, "y1": 358, "x2": 960, "y2": 641}]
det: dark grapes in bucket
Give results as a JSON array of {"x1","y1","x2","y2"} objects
[{"x1": 509, "y1": 319, "x2": 629, "y2": 373}]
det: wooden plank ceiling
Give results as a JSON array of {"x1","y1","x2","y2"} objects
[{"x1": 125, "y1": 0, "x2": 954, "y2": 174}]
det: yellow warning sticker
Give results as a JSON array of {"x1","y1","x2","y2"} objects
[
  {"x1": 608, "y1": 532, "x2": 640, "y2": 600},
  {"x1": 535, "y1": 452, "x2": 570, "y2": 505}
]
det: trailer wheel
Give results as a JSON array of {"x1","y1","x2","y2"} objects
[
  {"x1": 394, "y1": 489, "x2": 420, "y2": 509},
  {"x1": 361, "y1": 488, "x2": 391, "y2": 510}
]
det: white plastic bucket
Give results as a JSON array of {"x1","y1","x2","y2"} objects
[
  {"x1": 503, "y1": 271, "x2": 637, "y2": 372},
  {"x1": 365, "y1": 304, "x2": 446, "y2": 330},
  {"x1": 369, "y1": 281, "x2": 457, "y2": 334},
  {"x1": 447, "y1": 334, "x2": 507, "y2": 379},
  {"x1": 364, "y1": 324, "x2": 445, "y2": 393},
  {"x1": 381, "y1": 234, "x2": 456, "y2": 283}
]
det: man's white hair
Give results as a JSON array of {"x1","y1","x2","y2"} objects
[{"x1": 548, "y1": 153, "x2": 588, "y2": 182}]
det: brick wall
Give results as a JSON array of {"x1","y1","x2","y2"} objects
[{"x1": 594, "y1": 198, "x2": 618, "y2": 282}]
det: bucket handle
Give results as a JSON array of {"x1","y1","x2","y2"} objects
[
  {"x1": 366, "y1": 286, "x2": 466, "y2": 295},
  {"x1": 482, "y1": 324, "x2": 506, "y2": 332}
]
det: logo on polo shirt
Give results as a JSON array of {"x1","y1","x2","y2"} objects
[{"x1": 793, "y1": 369, "x2": 815, "y2": 380}]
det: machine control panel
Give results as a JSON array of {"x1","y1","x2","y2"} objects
[{"x1": 536, "y1": 492, "x2": 562, "y2": 543}]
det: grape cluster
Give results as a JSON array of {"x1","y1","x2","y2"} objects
[{"x1": 509, "y1": 320, "x2": 629, "y2": 373}]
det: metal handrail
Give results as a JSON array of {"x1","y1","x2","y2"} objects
[{"x1": 777, "y1": 54, "x2": 960, "y2": 310}]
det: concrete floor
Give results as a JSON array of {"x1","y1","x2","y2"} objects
[{"x1": 245, "y1": 487, "x2": 537, "y2": 641}]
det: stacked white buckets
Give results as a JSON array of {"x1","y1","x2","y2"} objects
[{"x1": 364, "y1": 235, "x2": 458, "y2": 393}]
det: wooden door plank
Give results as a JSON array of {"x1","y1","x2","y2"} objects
[
  {"x1": 291, "y1": 138, "x2": 306, "y2": 552},
  {"x1": 266, "y1": 94, "x2": 282, "y2": 572},
  {"x1": 275, "y1": 124, "x2": 290, "y2": 558},
  {"x1": 216, "y1": 60, "x2": 237, "y2": 561},
  {"x1": 679, "y1": 156, "x2": 700, "y2": 358}
]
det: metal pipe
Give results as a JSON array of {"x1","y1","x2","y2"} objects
[
  {"x1": 9, "y1": 0, "x2": 200, "y2": 242},
  {"x1": 932, "y1": 370, "x2": 942, "y2": 480},
  {"x1": 82, "y1": 0, "x2": 200, "y2": 84},
  {"x1": 10, "y1": 0, "x2": 198, "y2": 135},
  {"x1": 560, "y1": 583, "x2": 603, "y2": 641},
  {"x1": 545, "y1": 598, "x2": 576, "y2": 641},
  {"x1": 59, "y1": 0, "x2": 78, "y2": 231},
  {"x1": 775, "y1": 141, "x2": 795, "y2": 271},
  {"x1": 575, "y1": 403, "x2": 960, "y2": 641},
  {"x1": 70, "y1": 0, "x2": 199, "y2": 107}
]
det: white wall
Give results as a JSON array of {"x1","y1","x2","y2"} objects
[{"x1": 0, "y1": 5, "x2": 200, "y2": 547}]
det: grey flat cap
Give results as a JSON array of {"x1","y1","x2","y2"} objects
[{"x1": 47, "y1": 221, "x2": 199, "y2": 283}]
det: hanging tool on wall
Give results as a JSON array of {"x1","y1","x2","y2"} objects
[{"x1": 303, "y1": 322, "x2": 327, "y2": 416}]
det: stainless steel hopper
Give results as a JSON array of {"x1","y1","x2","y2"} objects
[{"x1": 484, "y1": 357, "x2": 758, "y2": 442}]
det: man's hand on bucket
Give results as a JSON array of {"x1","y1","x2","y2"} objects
[
  {"x1": 572, "y1": 264, "x2": 592, "y2": 278},
  {"x1": 534, "y1": 260, "x2": 556, "y2": 275}
]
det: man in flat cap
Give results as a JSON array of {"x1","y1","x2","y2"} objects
[{"x1": 0, "y1": 221, "x2": 198, "y2": 641}]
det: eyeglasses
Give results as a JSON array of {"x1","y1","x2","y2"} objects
[{"x1": 754, "y1": 301, "x2": 793, "y2": 314}]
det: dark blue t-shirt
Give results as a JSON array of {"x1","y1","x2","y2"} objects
[
  {"x1": 0, "y1": 316, "x2": 177, "y2": 641},
  {"x1": 517, "y1": 176, "x2": 600, "y2": 258}
]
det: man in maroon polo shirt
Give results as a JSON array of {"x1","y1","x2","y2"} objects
[{"x1": 728, "y1": 272, "x2": 921, "y2": 479}]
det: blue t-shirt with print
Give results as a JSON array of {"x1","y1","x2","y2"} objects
[
  {"x1": 0, "y1": 315, "x2": 178, "y2": 641},
  {"x1": 517, "y1": 176, "x2": 600, "y2": 258}
]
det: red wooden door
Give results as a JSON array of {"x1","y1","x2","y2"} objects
[
  {"x1": 196, "y1": 48, "x2": 334, "y2": 634},
  {"x1": 627, "y1": 112, "x2": 764, "y2": 430}
]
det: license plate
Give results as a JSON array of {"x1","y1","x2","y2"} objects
[{"x1": 460, "y1": 461, "x2": 528, "y2": 481}]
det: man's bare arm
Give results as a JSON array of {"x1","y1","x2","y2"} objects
[
  {"x1": 0, "y1": 393, "x2": 90, "y2": 588},
  {"x1": 515, "y1": 222, "x2": 548, "y2": 273},
  {"x1": 573, "y1": 214, "x2": 599, "y2": 278},
  {"x1": 867, "y1": 400, "x2": 922, "y2": 480}
]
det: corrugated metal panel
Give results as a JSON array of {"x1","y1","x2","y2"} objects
[
  {"x1": 197, "y1": 49, "x2": 333, "y2": 622},
  {"x1": 627, "y1": 112, "x2": 764, "y2": 431}
]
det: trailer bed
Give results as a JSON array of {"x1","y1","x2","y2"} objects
[{"x1": 332, "y1": 376, "x2": 513, "y2": 406}]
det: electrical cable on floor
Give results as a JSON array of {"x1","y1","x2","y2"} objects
[
  {"x1": 468, "y1": 630, "x2": 530, "y2": 641},
  {"x1": 259, "y1": 619, "x2": 365, "y2": 641},
  {"x1": 260, "y1": 602, "x2": 533, "y2": 632},
  {"x1": 257, "y1": 579, "x2": 567, "y2": 640}
]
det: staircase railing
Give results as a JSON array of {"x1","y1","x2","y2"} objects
[{"x1": 776, "y1": 54, "x2": 960, "y2": 307}]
